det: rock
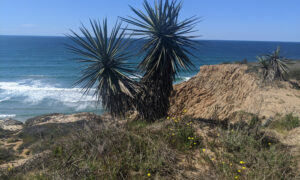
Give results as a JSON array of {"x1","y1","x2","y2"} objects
[
  {"x1": 25, "y1": 112, "x2": 102, "y2": 127},
  {"x1": 0, "y1": 119, "x2": 23, "y2": 131},
  {"x1": 169, "y1": 64, "x2": 300, "y2": 121}
]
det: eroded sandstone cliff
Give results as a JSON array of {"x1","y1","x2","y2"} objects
[{"x1": 169, "y1": 64, "x2": 300, "y2": 121}]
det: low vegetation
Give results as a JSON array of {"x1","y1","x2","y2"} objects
[
  {"x1": 269, "y1": 113, "x2": 300, "y2": 132},
  {"x1": 1, "y1": 113, "x2": 299, "y2": 180},
  {"x1": 204, "y1": 120, "x2": 297, "y2": 179},
  {"x1": 0, "y1": 147, "x2": 17, "y2": 164},
  {"x1": 16, "y1": 122, "x2": 91, "y2": 154},
  {"x1": 0, "y1": 129, "x2": 13, "y2": 139}
]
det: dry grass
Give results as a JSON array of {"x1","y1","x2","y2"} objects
[
  {"x1": 1, "y1": 114, "x2": 300, "y2": 180},
  {"x1": 200, "y1": 118, "x2": 299, "y2": 180}
]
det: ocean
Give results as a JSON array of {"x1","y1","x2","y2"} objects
[{"x1": 1, "y1": 35, "x2": 300, "y2": 122}]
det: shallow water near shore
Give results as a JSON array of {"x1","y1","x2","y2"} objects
[{"x1": 1, "y1": 35, "x2": 300, "y2": 121}]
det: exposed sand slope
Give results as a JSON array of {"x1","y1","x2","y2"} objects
[
  {"x1": 0, "y1": 119, "x2": 23, "y2": 131},
  {"x1": 169, "y1": 64, "x2": 300, "y2": 120},
  {"x1": 25, "y1": 112, "x2": 101, "y2": 126}
]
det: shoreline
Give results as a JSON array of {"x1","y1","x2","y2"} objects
[{"x1": 1, "y1": 59, "x2": 300, "y2": 123}]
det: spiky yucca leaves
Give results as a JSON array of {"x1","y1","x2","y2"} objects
[
  {"x1": 257, "y1": 56, "x2": 269, "y2": 79},
  {"x1": 257, "y1": 47, "x2": 289, "y2": 81},
  {"x1": 67, "y1": 19, "x2": 137, "y2": 117},
  {"x1": 267, "y1": 47, "x2": 289, "y2": 80},
  {"x1": 122, "y1": 0, "x2": 199, "y2": 121}
]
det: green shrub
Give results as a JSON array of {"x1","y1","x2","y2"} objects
[
  {"x1": 202, "y1": 122, "x2": 298, "y2": 180},
  {"x1": 0, "y1": 147, "x2": 16, "y2": 164},
  {"x1": 48, "y1": 125, "x2": 179, "y2": 179},
  {"x1": 6, "y1": 138, "x2": 19, "y2": 144},
  {"x1": 289, "y1": 69, "x2": 300, "y2": 80},
  {"x1": 17, "y1": 122, "x2": 86, "y2": 154},
  {"x1": 162, "y1": 119, "x2": 202, "y2": 151},
  {"x1": 0, "y1": 128, "x2": 13, "y2": 138},
  {"x1": 270, "y1": 113, "x2": 300, "y2": 131}
]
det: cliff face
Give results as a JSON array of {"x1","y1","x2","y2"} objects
[{"x1": 169, "y1": 64, "x2": 300, "y2": 121}]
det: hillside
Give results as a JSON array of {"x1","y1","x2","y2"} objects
[{"x1": 170, "y1": 64, "x2": 300, "y2": 121}]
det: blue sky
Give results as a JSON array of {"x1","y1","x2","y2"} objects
[{"x1": 0, "y1": 0, "x2": 299, "y2": 42}]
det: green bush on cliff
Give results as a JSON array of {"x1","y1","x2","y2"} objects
[
  {"x1": 46, "y1": 117, "x2": 203, "y2": 179},
  {"x1": 202, "y1": 120, "x2": 297, "y2": 180},
  {"x1": 270, "y1": 113, "x2": 300, "y2": 131},
  {"x1": 0, "y1": 147, "x2": 16, "y2": 164},
  {"x1": 49, "y1": 124, "x2": 178, "y2": 179}
]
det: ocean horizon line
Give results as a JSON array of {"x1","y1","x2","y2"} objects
[{"x1": 1, "y1": 34, "x2": 300, "y2": 44}]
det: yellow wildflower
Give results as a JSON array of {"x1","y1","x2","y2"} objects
[
  {"x1": 183, "y1": 109, "x2": 187, "y2": 113},
  {"x1": 147, "y1": 173, "x2": 151, "y2": 177},
  {"x1": 167, "y1": 116, "x2": 170, "y2": 120},
  {"x1": 242, "y1": 166, "x2": 246, "y2": 170},
  {"x1": 172, "y1": 133, "x2": 175, "y2": 136},
  {"x1": 239, "y1": 161, "x2": 245, "y2": 164},
  {"x1": 237, "y1": 169, "x2": 241, "y2": 173},
  {"x1": 268, "y1": 142, "x2": 272, "y2": 146},
  {"x1": 235, "y1": 176, "x2": 239, "y2": 179},
  {"x1": 230, "y1": 163, "x2": 233, "y2": 166},
  {"x1": 211, "y1": 158, "x2": 215, "y2": 161},
  {"x1": 202, "y1": 148, "x2": 206, "y2": 152},
  {"x1": 193, "y1": 142, "x2": 196, "y2": 145}
]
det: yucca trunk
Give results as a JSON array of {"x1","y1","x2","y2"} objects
[{"x1": 137, "y1": 65, "x2": 174, "y2": 121}]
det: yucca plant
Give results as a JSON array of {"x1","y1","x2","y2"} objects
[
  {"x1": 257, "y1": 47, "x2": 289, "y2": 81},
  {"x1": 267, "y1": 47, "x2": 289, "y2": 80},
  {"x1": 122, "y1": 0, "x2": 199, "y2": 120},
  {"x1": 67, "y1": 19, "x2": 137, "y2": 117},
  {"x1": 257, "y1": 56, "x2": 269, "y2": 79}
]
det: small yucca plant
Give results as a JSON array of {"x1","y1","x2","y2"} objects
[
  {"x1": 257, "y1": 47, "x2": 289, "y2": 81},
  {"x1": 67, "y1": 19, "x2": 137, "y2": 117}
]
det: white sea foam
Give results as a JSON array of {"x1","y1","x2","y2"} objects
[
  {"x1": 26, "y1": 75, "x2": 49, "y2": 78},
  {"x1": 0, "y1": 97, "x2": 10, "y2": 102},
  {"x1": 0, "y1": 80, "x2": 97, "y2": 107},
  {"x1": 184, "y1": 77, "x2": 192, "y2": 81},
  {"x1": 0, "y1": 114, "x2": 16, "y2": 118},
  {"x1": 129, "y1": 74, "x2": 142, "y2": 80}
]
